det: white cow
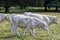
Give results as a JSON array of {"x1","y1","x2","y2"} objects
[
  {"x1": 24, "y1": 12, "x2": 58, "y2": 25},
  {"x1": 24, "y1": 12, "x2": 58, "y2": 35},
  {"x1": 24, "y1": 12, "x2": 44, "y2": 20},
  {"x1": 9, "y1": 14, "x2": 50, "y2": 37},
  {"x1": 0, "y1": 13, "x2": 10, "y2": 22},
  {"x1": 24, "y1": 12, "x2": 50, "y2": 25}
]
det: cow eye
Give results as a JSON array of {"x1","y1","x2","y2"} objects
[
  {"x1": 53, "y1": 18, "x2": 55, "y2": 20},
  {"x1": 26, "y1": 18, "x2": 28, "y2": 20}
]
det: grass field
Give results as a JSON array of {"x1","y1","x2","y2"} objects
[{"x1": 0, "y1": 12, "x2": 60, "y2": 40}]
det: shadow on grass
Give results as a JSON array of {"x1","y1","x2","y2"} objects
[
  {"x1": 0, "y1": 35, "x2": 26, "y2": 40},
  {"x1": 17, "y1": 35, "x2": 27, "y2": 40},
  {"x1": 0, "y1": 35, "x2": 16, "y2": 39},
  {"x1": 26, "y1": 9, "x2": 60, "y2": 12}
]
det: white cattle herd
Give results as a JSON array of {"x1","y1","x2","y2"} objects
[{"x1": 0, "y1": 12, "x2": 58, "y2": 37}]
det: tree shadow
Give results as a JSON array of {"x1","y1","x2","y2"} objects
[
  {"x1": 26, "y1": 9, "x2": 60, "y2": 12},
  {"x1": 17, "y1": 35, "x2": 26, "y2": 40}
]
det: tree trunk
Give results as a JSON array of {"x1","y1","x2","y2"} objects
[
  {"x1": 19, "y1": 0, "x2": 25, "y2": 9},
  {"x1": 5, "y1": 7, "x2": 9, "y2": 13},
  {"x1": 45, "y1": 6, "x2": 47, "y2": 11},
  {"x1": 44, "y1": 0, "x2": 47, "y2": 11},
  {"x1": 55, "y1": 6, "x2": 58, "y2": 11},
  {"x1": 5, "y1": 0, "x2": 10, "y2": 13}
]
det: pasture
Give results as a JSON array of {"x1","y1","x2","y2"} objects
[{"x1": 0, "y1": 12, "x2": 60, "y2": 40}]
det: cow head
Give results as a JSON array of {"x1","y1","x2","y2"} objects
[
  {"x1": 52, "y1": 16, "x2": 59, "y2": 24},
  {"x1": 48, "y1": 16, "x2": 59, "y2": 24}
]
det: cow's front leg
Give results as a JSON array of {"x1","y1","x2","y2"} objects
[
  {"x1": 15, "y1": 26, "x2": 20, "y2": 36},
  {"x1": 44, "y1": 26, "x2": 50, "y2": 36},
  {"x1": 11, "y1": 24, "x2": 15, "y2": 35},
  {"x1": 23, "y1": 27, "x2": 29, "y2": 36}
]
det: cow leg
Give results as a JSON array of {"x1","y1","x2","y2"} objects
[
  {"x1": 11, "y1": 24, "x2": 15, "y2": 35},
  {"x1": 15, "y1": 26, "x2": 20, "y2": 36},
  {"x1": 44, "y1": 26, "x2": 50, "y2": 36},
  {"x1": 30, "y1": 28, "x2": 36, "y2": 37},
  {"x1": 23, "y1": 26, "x2": 30, "y2": 36},
  {"x1": 33, "y1": 28, "x2": 39, "y2": 36}
]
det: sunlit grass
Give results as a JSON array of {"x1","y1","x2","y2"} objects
[{"x1": 0, "y1": 12, "x2": 60, "y2": 40}]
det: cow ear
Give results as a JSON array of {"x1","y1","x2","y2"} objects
[{"x1": 26, "y1": 18, "x2": 28, "y2": 20}]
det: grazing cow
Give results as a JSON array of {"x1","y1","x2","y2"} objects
[
  {"x1": 9, "y1": 14, "x2": 50, "y2": 37},
  {"x1": 24, "y1": 12, "x2": 58, "y2": 35},
  {"x1": 24, "y1": 12, "x2": 50, "y2": 25},
  {"x1": 24, "y1": 12, "x2": 58, "y2": 25}
]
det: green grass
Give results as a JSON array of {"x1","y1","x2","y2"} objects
[{"x1": 0, "y1": 12, "x2": 60, "y2": 40}]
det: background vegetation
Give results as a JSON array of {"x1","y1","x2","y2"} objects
[{"x1": 0, "y1": 0, "x2": 60, "y2": 13}]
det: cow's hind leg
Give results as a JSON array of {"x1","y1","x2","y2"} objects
[{"x1": 30, "y1": 28, "x2": 36, "y2": 37}]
